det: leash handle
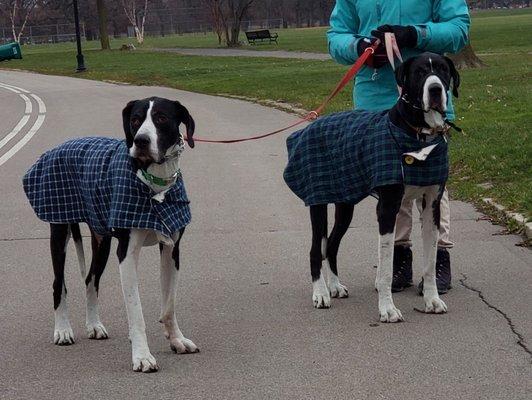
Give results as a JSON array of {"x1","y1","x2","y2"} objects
[
  {"x1": 384, "y1": 33, "x2": 404, "y2": 95},
  {"x1": 384, "y1": 32, "x2": 403, "y2": 71},
  {"x1": 187, "y1": 40, "x2": 381, "y2": 144}
]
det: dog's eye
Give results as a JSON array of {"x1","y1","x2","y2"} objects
[
  {"x1": 131, "y1": 117, "x2": 141, "y2": 127},
  {"x1": 156, "y1": 115, "x2": 168, "y2": 124}
]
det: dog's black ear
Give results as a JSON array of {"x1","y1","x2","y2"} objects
[
  {"x1": 444, "y1": 56, "x2": 460, "y2": 98},
  {"x1": 174, "y1": 101, "x2": 195, "y2": 148},
  {"x1": 395, "y1": 57, "x2": 415, "y2": 89},
  {"x1": 122, "y1": 100, "x2": 137, "y2": 148}
]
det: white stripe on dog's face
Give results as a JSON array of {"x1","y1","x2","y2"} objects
[
  {"x1": 422, "y1": 75, "x2": 447, "y2": 128},
  {"x1": 422, "y1": 75, "x2": 447, "y2": 112},
  {"x1": 129, "y1": 100, "x2": 159, "y2": 161}
]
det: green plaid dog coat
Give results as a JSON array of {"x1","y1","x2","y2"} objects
[
  {"x1": 283, "y1": 110, "x2": 448, "y2": 206},
  {"x1": 23, "y1": 137, "x2": 191, "y2": 237}
]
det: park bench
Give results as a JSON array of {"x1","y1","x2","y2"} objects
[{"x1": 245, "y1": 30, "x2": 279, "y2": 45}]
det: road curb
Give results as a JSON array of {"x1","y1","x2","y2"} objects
[{"x1": 482, "y1": 198, "x2": 531, "y2": 239}]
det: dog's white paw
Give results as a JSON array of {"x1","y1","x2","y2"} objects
[
  {"x1": 170, "y1": 337, "x2": 199, "y2": 354},
  {"x1": 379, "y1": 303, "x2": 404, "y2": 323},
  {"x1": 312, "y1": 277, "x2": 331, "y2": 308},
  {"x1": 132, "y1": 352, "x2": 159, "y2": 373},
  {"x1": 86, "y1": 322, "x2": 109, "y2": 340},
  {"x1": 329, "y1": 280, "x2": 348, "y2": 298},
  {"x1": 313, "y1": 292, "x2": 331, "y2": 308},
  {"x1": 424, "y1": 296, "x2": 448, "y2": 314},
  {"x1": 54, "y1": 327, "x2": 75, "y2": 345}
]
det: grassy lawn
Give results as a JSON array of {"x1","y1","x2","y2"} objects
[{"x1": 2, "y1": 10, "x2": 531, "y2": 219}]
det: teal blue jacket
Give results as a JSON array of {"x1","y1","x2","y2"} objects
[{"x1": 327, "y1": 0, "x2": 470, "y2": 120}]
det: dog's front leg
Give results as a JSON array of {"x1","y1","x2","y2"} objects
[
  {"x1": 420, "y1": 187, "x2": 447, "y2": 314},
  {"x1": 375, "y1": 185, "x2": 404, "y2": 323},
  {"x1": 159, "y1": 229, "x2": 199, "y2": 354},
  {"x1": 117, "y1": 229, "x2": 158, "y2": 372}
]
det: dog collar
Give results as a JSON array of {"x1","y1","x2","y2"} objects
[{"x1": 140, "y1": 169, "x2": 181, "y2": 187}]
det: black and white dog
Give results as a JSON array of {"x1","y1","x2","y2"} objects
[
  {"x1": 23, "y1": 97, "x2": 198, "y2": 372},
  {"x1": 284, "y1": 53, "x2": 460, "y2": 322}
]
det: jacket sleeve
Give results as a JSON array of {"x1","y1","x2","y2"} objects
[
  {"x1": 414, "y1": 0, "x2": 470, "y2": 54},
  {"x1": 327, "y1": 0, "x2": 366, "y2": 65}
]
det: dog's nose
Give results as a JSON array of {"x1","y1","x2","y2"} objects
[
  {"x1": 429, "y1": 84, "x2": 443, "y2": 96},
  {"x1": 134, "y1": 134, "x2": 150, "y2": 149}
]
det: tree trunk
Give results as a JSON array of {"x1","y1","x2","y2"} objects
[
  {"x1": 228, "y1": 21, "x2": 241, "y2": 47},
  {"x1": 96, "y1": 0, "x2": 111, "y2": 50},
  {"x1": 447, "y1": 43, "x2": 486, "y2": 69}
]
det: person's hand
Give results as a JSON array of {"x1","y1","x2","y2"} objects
[
  {"x1": 357, "y1": 37, "x2": 387, "y2": 68},
  {"x1": 371, "y1": 25, "x2": 417, "y2": 49}
]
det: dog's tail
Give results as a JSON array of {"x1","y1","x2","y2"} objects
[{"x1": 70, "y1": 223, "x2": 87, "y2": 280}]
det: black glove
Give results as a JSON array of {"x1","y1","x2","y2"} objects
[
  {"x1": 371, "y1": 25, "x2": 418, "y2": 49},
  {"x1": 357, "y1": 37, "x2": 387, "y2": 69}
]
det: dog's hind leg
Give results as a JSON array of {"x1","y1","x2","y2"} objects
[
  {"x1": 50, "y1": 223, "x2": 75, "y2": 345},
  {"x1": 324, "y1": 203, "x2": 354, "y2": 298},
  {"x1": 70, "y1": 223, "x2": 86, "y2": 279},
  {"x1": 420, "y1": 186, "x2": 447, "y2": 314},
  {"x1": 375, "y1": 185, "x2": 404, "y2": 323},
  {"x1": 159, "y1": 229, "x2": 199, "y2": 354},
  {"x1": 310, "y1": 204, "x2": 330, "y2": 308},
  {"x1": 83, "y1": 230, "x2": 111, "y2": 340}
]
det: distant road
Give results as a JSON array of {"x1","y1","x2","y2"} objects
[{"x1": 150, "y1": 47, "x2": 331, "y2": 60}]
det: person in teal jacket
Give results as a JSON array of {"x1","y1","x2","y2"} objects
[{"x1": 327, "y1": 0, "x2": 470, "y2": 294}]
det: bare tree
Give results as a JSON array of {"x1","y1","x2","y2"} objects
[
  {"x1": 0, "y1": 0, "x2": 37, "y2": 42},
  {"x1": 203, "y1": 0, "x2": 225, "y2": 45},
  {"x1": 120, "y1": 0, "x2": 149, "y2": 44},
  {"x1": 223, "y1": 0, "x2": 255, "y2": 47},
  {"x1": 201, "y1": 0, "x2": 254, "y2": 47},
  {"x1": 96, "y1": 0, "x2": 110, "y2": 49}
]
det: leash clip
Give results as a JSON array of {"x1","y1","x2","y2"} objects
[{"x1": 307, "y1": 111, "x2": 319, "y2": 120}]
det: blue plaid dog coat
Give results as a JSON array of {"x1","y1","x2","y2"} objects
[
  {"x1": 23, "y1": 137, "x2": 191, "y2": 237},
  {"x1": 283, "y1": 111, "x2": 448, "y2": 206}
]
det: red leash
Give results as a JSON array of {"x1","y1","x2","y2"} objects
[{"x1": 186, "y1": 40, "x2": 381, "y2": 144}]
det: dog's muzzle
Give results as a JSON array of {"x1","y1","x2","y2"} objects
[{"x1": 422, "y1": 74, "x2": 448, "y2": 114}]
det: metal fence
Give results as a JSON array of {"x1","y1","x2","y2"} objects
[
  {"x1": 0, "y1": 18, "x2": 284, "y2": 45},
  {"x1": 140, "y1": 17, "x2": 284, "y2": 37},
  {"x1": 0, "y1": 23, "x2": 85, "y2": 45}
]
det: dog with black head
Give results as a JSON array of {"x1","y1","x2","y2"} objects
[
  {"x1": 23, "y1": 96, "x2": 198, "y2": 372},
  {"x1": 284, "y1": 52, "x2": 460, "y2": 322}
]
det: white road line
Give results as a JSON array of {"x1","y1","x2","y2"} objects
[
  {"x1": 0, "y1": 81, "x2": 46, "y2": 167},
  {"x1": 20, "y1": 94, "x2": 32, "y2": 114},
  {"x1": 30, "y1": 94, "x2": 46, "y2": 113},
  {"x1": 0, "y1": 114, "x2": 45, "y2": 167},
  {"x1": 0, "y1": 83, "x2": 21, "y2": 94},
  {"x1": 0, "y1": 81, "x2": 30, "y2": 93},
  {"x1": 0, "y1": 115, "x2": 31, "y2": 151}
]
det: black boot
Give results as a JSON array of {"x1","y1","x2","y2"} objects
[
  {"x1": 418, "y1": 248, "x2": 452, "y2": 295},
  {"x1": 392, "y1": 246, "x2": 413, "y2": 292}
]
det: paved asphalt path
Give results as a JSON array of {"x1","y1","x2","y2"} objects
[
  {"x1": 0, "y1": 70, "x2": 530, "y2": 400},
  {"x1": 150, "y1": 47, "x2": 330, "y2": 60}
]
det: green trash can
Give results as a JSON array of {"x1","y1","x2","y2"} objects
[{"x1": 0, "y1": 42, "x2": 22, "y2": 62}]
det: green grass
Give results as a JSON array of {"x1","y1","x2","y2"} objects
[
  {"x1": 3, "y1": 9, "x2": 531, "y2": 218},
  {"x1": 450, "y1": 54, "x2": 531, "y2": 217}
]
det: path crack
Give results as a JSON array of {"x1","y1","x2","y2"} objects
[{"x1": 459, "y1": 273, "x2": 532, "y2": 361}]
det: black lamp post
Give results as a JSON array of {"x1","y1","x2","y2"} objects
[{"x1": 73, "y1": 0, "x2": 86, "y2": 72}]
